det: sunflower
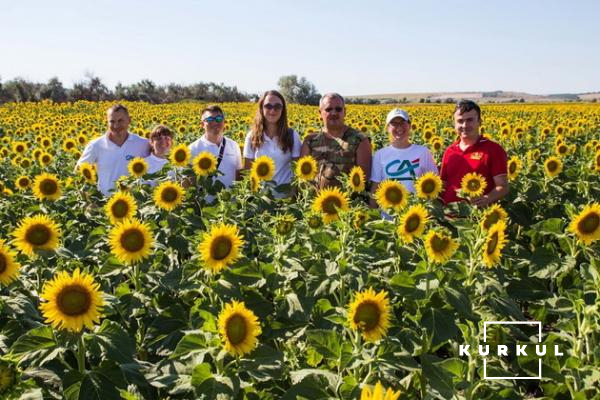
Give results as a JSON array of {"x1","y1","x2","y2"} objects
[
  {"x1": 415, "y1": 172, "x2": 443, "y2": 200},
  {"x1": 555, "y1": 143, "x2": 570, "y2": 157},
  {"x1": 397, "y1": 204, "x2": 429, "y2": 243},
  {"x1": 507, "y1": 156, "x2": 522, "y2": 181},
  {"x1": 312, "y1": 187, "x2": 350, "y2": 223},
  {"x1": 348, "y1": 287, "x2": 391, "y2": 342},
  {"x1": 544, "y1": 156, "x2": 563, "y2": 178},
  {"x1": 251, "y1": 155, "x2": 276, "y2": 182},
  {"x1": 360, "y1": 381, "x2": 401, "y2": 400},
  {"x1": 460, "y1": 172, "x2": 487, "y2": 198},
  {"x1": 198, "y1": 223, "x2": 244, "y2": 273},
  {"x1": 39, "y1": 268, "x2": 103, "y2": 332},
  {"x1": 568, "y1": 203, "x2": 600, "y2": 245},
  {"x1": 153, "y1": 181, "x2": 185, "y2": 211},
  {"x1": 15, "y1": 175, "x2": 31, "y2": 191},
  {"x1": 374, "y1": 180, "x2": 409, "y2": 211},
  {"x1": 353, "y1": 210, "x2": 369, "y2": 230},
  {"x1": 0, "y1": 360, "x2": 17, "y2": 394},
  {"x1": 79, "y1": 162, "x2": 97, "y2": 184},
  {"x1": 62, "y1": 138, "x2": 77, "y2": 152},
  {"x1": 218, "y1": 300, "x2": 261, "y2": 356},
  {"x1": 128, "y1": 157, "x2": 149, "y2": 178},
  {"x1": 347, "y1": 166, "x2": 366, "y2": 192},
  {"x1": 295, "y1": 155, "x2": 318, "y2": 181},
  {"x1": 32, "y1": 172, "x2": 62, "y2": 201},
  {"x1": 39, "y1": 152, "x2": 53, "y2": 166},
  {"x1": 192, "y1": 151, "x2": 218, "y2": 176},
  {"x1": 170, "y1": 144, "x2": 191, "y2": 167},
  {"x1": 594, "y1": 151, "x2": 600, "y2": 173},
  {"x1": 274, "y1": 214, "x2": 295, "y2": 236},
  {"x1": 424, "y1": 229, "x2": 459, "y2": 264},
  {"x1": 12, "y1": 214, "x2": 61, "y2": 256},
  {"x1": 306, "y1": 213, "x2": 323, "y2": 230},
  {"x1": 108, "y1": 219, "x2": 154, "y2": 264},
  {"x1": 0, "y1": 240, "x2": 20, "y2": 286},
  {"x1": 105, "y1": 191, "x2": 137, "y2": 224},
  {"x1": 480, "y1": 204, "x2": 508, "y2": 231},
  {"x1": 482, "y1": 220, "x2": 508, "y2": 268},
  {"x1": 12, "y1": 141, "x2": 27, "y2": 154}
]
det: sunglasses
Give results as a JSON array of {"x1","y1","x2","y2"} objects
[
  {"x1": 324, "y1": 106, "x2": 344, "y2": 113},
  {"x1": 203, "y1": 115, "x2": 224, "y2": 123},
  {"x1": 263, "y1": 103, "x2": 283, "y2": 111}
]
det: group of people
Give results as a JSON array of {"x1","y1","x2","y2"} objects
[{"x1": 76, "y1": 92, "x2": 509, "y2": 209}]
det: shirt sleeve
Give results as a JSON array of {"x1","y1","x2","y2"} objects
[
  {"x1": 440, "y1": 149, "x2": 449, "y2": 182},
  {"x1": 242, "y1": 131, "x2": 254, "y2": 159},
  {"x1": 370, "y1": 150, "x2": 383, "y2": 183},
  {"x1": 490, "y1": 144, "x2": 508, "y2": 177},
  {"x1": 292, "y1": 130, "x2": 302, "y2": 158},
  {"x1": 76, "y1": 141, "x2": 96, "y2": 167}
]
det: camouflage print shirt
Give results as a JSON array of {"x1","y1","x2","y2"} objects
[{"x1": 305, "y1": 127, "x2": 366, "y2": 189}]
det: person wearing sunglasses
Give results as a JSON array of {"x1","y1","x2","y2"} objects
[
  {"x1": 243, "y1": 90, "x2": 301, "y2": 197},
  {"x1": 300, "y1": 93, "x2": 372, "y2": 189},
  {"x1": 189, "y1": 105, "x2": 242, "y2": 191}
]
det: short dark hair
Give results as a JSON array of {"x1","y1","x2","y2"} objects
[
  {"x1": 149, "y1": 124, "x2": 173, "y2": 141},
  {"x1": 107, "y1": 104, "x2": 129, "y2": 116},
  {"x1": 201, "y1": 105, "x2": 224, "y2": 117},
  {"x1": 454, "y1": 99, "x2": 481, "y2": 120}
]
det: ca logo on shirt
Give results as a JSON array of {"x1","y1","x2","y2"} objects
[{"x1": 385, "y1": 158, "x2": 420, "y2": 181}]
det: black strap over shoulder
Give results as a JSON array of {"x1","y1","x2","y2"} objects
[{"x1": 216, "y1": 137, "x2": 226, "y2": 169}]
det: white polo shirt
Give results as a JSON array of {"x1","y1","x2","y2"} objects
[
  {"x1": 243, "y1": 130, "x2": 301, "y2": 187},
  {"x1": 146, "y1": 154, "x2": 168, "y2": 174},
  {"x1": 77, "y1": 132, "x2": 150, "y2": 196},
  {"x1": 189, "y1": 135, "x2": 242, "y2": 188}
]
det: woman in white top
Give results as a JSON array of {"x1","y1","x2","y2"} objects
[
  {"x1": 370, "y1": 108, "x2": 439, "y2": 209},
  {"x1": 243, "y1": 90, "x2": 301, "y2": 197},
  {"x1": 145, "y1": 125, "x2": 173, "y2": 185}
]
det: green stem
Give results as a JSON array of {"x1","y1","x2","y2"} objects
[{"x1": 77, "y1": 334, "x2": 86, "y2": 373}]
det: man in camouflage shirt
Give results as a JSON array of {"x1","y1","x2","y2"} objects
[{"x1": 300, "y1": 93, "x2": 372, "y2": 189}]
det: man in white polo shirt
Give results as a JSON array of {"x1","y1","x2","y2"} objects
[
  {"x1": 76, "y1": 104, "x2": 150, "y2": 196},
  {"x1": 189, "y1": 105, "x2": 242, "y2": 192}
]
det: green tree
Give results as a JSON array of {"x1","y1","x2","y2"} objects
[{"x1": 277, "y1": 75, "x2": 320, "y2": 105}]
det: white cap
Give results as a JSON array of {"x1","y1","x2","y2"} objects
[{"x1": 386, "y1": 108, "x2": 411, "y2": 124}]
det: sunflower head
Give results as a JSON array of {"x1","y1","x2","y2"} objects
[
  {"x1": 105, "y1": 191, "x2": 137, "y2": 224},
  {"x1": 306, "y1": 213, "x2": 323, "y2": 230},
  {"x1": 480, "y1": 204, "x2": 508, "y2": 231},
  {"x1": 153, "y1": 181, "x2": 185, "y2": 211},
  {"x1": 15, "y1": 175, "x2": 31, "y2": 191},
  {"x1": 32, "y1": 172, "x2": 62, "y2": 201},
  {"x1": 192, "y1": 151, "x2": 218, "y2": 176},
  {"x1": 374, "y1": 180, "x2": 409, "y2": 212},
  {"x1": 169, "y1": 144, "x2": 191, "y2": 167},
  {"x1": 568, "y1": 203, "x2": 600, "y2": 245},
  {"x1": 507, "y1": 156, "x2": 522, "y2": 181},
  {"x1": 348, "y1": 288, "x2": 391, "y2": 342},
  {"x1": 0, "y1": 360, "x2": 18, "y2": 394},
  {"x1": 12, "y1": 214, "x2": 61, "y2": 256},
  {"x1": 251, "y1": 155, "x2": 276, "y2": 182},
  {"x1": 295, "y1": 156, "x2": 318, "y2": 181},
  {"x1": 198, "y1": 223, "x2": 245, "y2": 273},
  {"x1": 0, "y1": 240, "x2": 20, "y2": 286},
  {"x1": 415, "y1": 172, "x2": 443, "y2": 200},
  {"x1": 79, "y1": 162, "x2": 97, "y2": 184},
  {"x1": 128, "y1": 157, "x2": 149, "y2": 178},
  {"x1": 39, "y1": 152, "x2": 53, "y2": 166},
  {"x1": 108, "y1": 219, "x2": 154, "y2": 264},
  {"x1": 346, "y1": 166, "x2": 366, "y2": 193},
  {"x1": 482, "y1": 220, "x2": 508, "y2": 268},
  {"x1": 312, "y1": 187, "x2": 350, "y2": 223},
  {"x1": 544, "y1": 156, "x2": 563, "y2": 178},
  {"x1": 353, "y1": 210, "x2": 369, "y2": 230},
  {"x1": 39, "y1": 268, "x2": 104, "y2": 332},
  {"x1": 360, "y1": 381, "x2": 401, "y2": 400},
  {"x1": 218, "y1": 300, "x2": 261, "y2": 356},
  {"x1": 274, "y1": 214, "x2": 295, "y2": 236},
  {"x1": 397, "y1": 204, "x2": 429, "y2": 243},
  {"x1": 424, "y1": 229, "x2": 459, "y2": 264},
  {"x1": 460, "y1": 172, "x2": 487, "y2": 198}
]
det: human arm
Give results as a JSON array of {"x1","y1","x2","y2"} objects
[
  {"x1": 471, "y1": 174, "x2": 509, "y2": 207},
  {"x1": 356, "y1": 137, "x2": 372, "y2": 181}
]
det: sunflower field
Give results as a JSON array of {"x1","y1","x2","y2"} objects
[{"x1": 0, "y1": 100, "x2": 600, "y2": 399}]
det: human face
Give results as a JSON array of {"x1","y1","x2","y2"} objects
[
  {"x1": 202, "y1": 111, "x2": 225, "y2": 136},
  {"x1": 454, "y1": 109, "x2": 481, "y2": 142},
  {"x1": 387, "y1": 117, "x2": 410, "y2": 145},
  {"x1": 150, "y1": 134, "x2": 172, "y2": 157},
  {"x1": 262, "y1": 94, "x2": 284, "y2": 125},
  {"x1": 319, "y1": 97, "x2": 345, "y2": 130},
  {"x1": 107, "y1": 110, "x2": 130, "y2": 136}
]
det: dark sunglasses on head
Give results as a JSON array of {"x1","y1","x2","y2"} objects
[
  {"x1": 263, "y1": 103, "x2": 283, "y2": 111},
  {"x1": 203, "y1": 115, "x2": 224, "y2": 123},
  {"x1": 324, "y1": 106, "x2": 344, "y2": 113}
]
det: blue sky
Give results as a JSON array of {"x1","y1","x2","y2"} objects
[{"x1": 1, "y1": 0, "x2": 599, "y2": 95}]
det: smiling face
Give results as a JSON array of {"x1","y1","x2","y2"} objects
[
  {"x1": 202, "y1": 111, "x2": 225, "y2": 136},
  {"x1": 107, "y1": 109, "x2": 130, "y2": 137},
  {"x1": 319, "y1": 96, "x2": 345, "y2": 131},
  {"x1": 387, "y1": 117, "x2": 411, "y2": 146},
  {"x1": 150, "y1": 134, "x2": 172, "y2": 157},
  {"x1": 262, "y1": 94, "x2": 284, "y2": 125},
  {"x1": 454, "y1": 109, "x2": 481, "y2": 142}
]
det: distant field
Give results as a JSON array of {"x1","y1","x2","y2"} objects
[{"x1": 349, "y1": 90, "x2": 600, "y2": 103}]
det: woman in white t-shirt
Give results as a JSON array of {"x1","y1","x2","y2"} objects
[
  {"x1": 370, "y1": 108, "x2": 439, "y2": 209},
  {"x1": 243, "y1": 90, "x2": 301, "y2": 197},
  {"x1": 145, "y1": 125, "x2": 173, "y2": 185}
]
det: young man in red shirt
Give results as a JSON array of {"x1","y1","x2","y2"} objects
[{"x1": 440, "y1": 100, "x2": 509, "y2": 207}]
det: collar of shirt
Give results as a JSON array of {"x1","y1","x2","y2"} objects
[
  {"x1": 200, "y1": 134, "x2": 224, "y2": 147},
  {"x1": 452, "y1": 135, "x2": 487, "y2": 152}
]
